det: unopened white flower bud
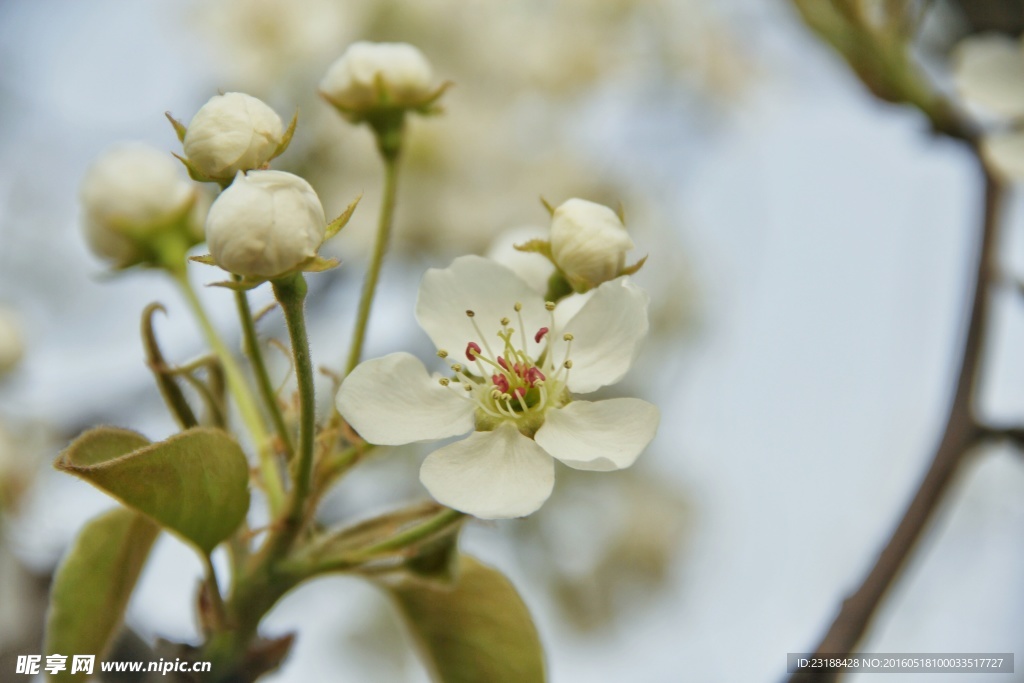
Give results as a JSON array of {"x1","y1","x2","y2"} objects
[
  {"x1": 550, "y1": 199, "x2": 634, "y2": 290},
  {"x1": 183, "y1": 92, "x2": 285, "y2": 181},
  {"x1": 320, "y1": 41, "x2": 435, "y2": 113},
  {"x1": 206, "y1": 170, "x2": 327, "y2": 279},
  {"x1": 80, "y1": 143, "x2": 198, "y2": 267},
  {"x1": 0, "y1": 308, "x2": 24, "y2": 377}
]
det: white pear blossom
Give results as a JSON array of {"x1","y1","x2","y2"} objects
[
  {"x1": 952, "y1": 34, "x2": 1024, "y2": 181},
  {"x1": 206, "y1": 170, "x2": 327, "y2": 279},
  {"x1": 183, "y1": 92, "x2": 285, "y2": 181},
  {"x1": 0, "y1": 308, "x2": 24, "y2": 377},
  {"x1": 550, "y1": 198, "x2": 634, "y2": 291},
  {"x1": 336, "y1": 256, "x2": 659, "y2": 519},
  {"x1": 80, "y1": 143, "x2": 197, "y2": 266},
  {"x1": 320, "y1": 41, "x2": 435, "y2": 113}
]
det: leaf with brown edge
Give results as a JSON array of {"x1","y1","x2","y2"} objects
[
  {"x1": 385, "y1": 554, "x2": 546, "y2": 683},
  {"x1": 45, "y1": 507, "x2": 160, "y2": 682},
  {"x1": 55, "y1": 427, "x2": 250, "y2": 554}
]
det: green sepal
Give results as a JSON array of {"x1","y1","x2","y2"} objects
[
  {"x1": 270, "y1": 110, "x2": 299, "y2": 161},
  {"x1": 539, "y1": 196, "x2": 556, "y2": 216},
  {"x1": 55, "y1": 427, "x2": 250, "y2": 554},
  {"x1": 172, "y1": 152, "x2": 217, "y2": 184},
  {"x1": 45, "y1": 507, "x2": 161, "y2": 681},
  {"x1": 165, "y1": 111, "x2": 188, "y2": 143},
  {"x1": 325, "y1": 194, "x2": 363, "y2": 240},
  {"x1": 318, "y1": 90, "x2": 361, "y2": 124},
  {"x1": 620, "y1": 254, "x2": 648, "y2": 277},
  {"x1": 384, "y1": 554, "x2": 546, "y2": 683},
  {"x1": 209, "y1": 277, "x2": 267, "y2": 291},
  {"x1": 544, "y1": 271, "x2": 574, "y2": 302},
  {"x1": 141, "y1": 303, "x2": 199, "y2": 429},
  {"x1": 413, "y1": 81, "x2": 454, "y2": 117},
  {"x1": 299, "y1": 256, "x2": 340, "y2": 273},
  {"x1": 189, "y1": 254, "x2": 217, "y2": 266},
  {"x1": 514, "y1": 238, "x2": 553, "y2": 261},
  {"x1": 321, "y1": 80, "x2": 451, "y2": 125}
]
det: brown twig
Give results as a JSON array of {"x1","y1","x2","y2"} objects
[
  {"x1": 788, "y1": 155, "x2": 1003, "y2": 682},
  {"x1": 977, "y1": 424, "x2": 1024, "y2": 452}
]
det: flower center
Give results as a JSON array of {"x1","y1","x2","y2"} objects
[{"x1": 436, "y1": 300, "x2": 573, "y2": 435}]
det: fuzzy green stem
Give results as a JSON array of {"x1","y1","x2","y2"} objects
[
  {"x1": 202, "y1": 553, "x2": 227, "y2": 631},
  {"x1": 344, "y1": 140, "x2": 402, "y2": 376},
  {"x1": 172, "y1": 270, "x2": 286, "y2": 513},
  {"x1": 360, "y1": 508, "x2": 464, "y2": 556},
  {"x1": 235, "y1": 286, "x2": 295, "y2": 460},
  {"x1": 304, "y1": 508, "x2": 465, "y2": 576},
  {"x1": 271, "y1": 275, "x2": 315, "y2": 549}
]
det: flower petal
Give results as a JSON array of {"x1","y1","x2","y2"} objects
[
  {"x1": 336, "y1": 352, "x2": 474, "y2": 445},
  {"x1": 536, "y1": 398, "x2": 659, "y2": 471},
  {"x1": 551, "y1": 277, "x2": 649, "y2": 394},
  {"x1": 416, "y1": 256, "x2": 549, "y2": 361},
  {"x1": 952, "y1": 35, "x2": 1024, "y2": 118},
  {"x1": 419, "y1": 423, "x2": 554, "y2": 519}
]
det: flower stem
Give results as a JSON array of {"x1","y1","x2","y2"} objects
[
  {"x1": 202, "y1": 552, "x2": 227, "y2": 631},
  {"x1": 360, "y1": 508, "x2": 464, "y2": 557},
  {"x1": 234, "y1": 286, "x2": 295, "y2": 461},
  {"x1": 787, "y1": 156, "x2": 1002, "y2": 682},
  {"x1": 171, "y1": 268, "x2": 286, "y2": 513},
  {"x1": 299, "y1": 507, "x2": 465, "y2": 576},
  {"x1": 344, "y1": 143, "x2": 402, "y2": 376},
  {"x1": 271, "y1": 275, "x2": 315, "y2": 548}
]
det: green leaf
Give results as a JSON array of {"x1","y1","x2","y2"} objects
[
  {"x1": 387, "y1": 554, "x2": 546, "y2": 683},
  {"x1": 45, "y1": 507, "x2": 160, "y2": 682},
  {"x1": 55, "y1": 427, "x2": 250, "y2": 553}
]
